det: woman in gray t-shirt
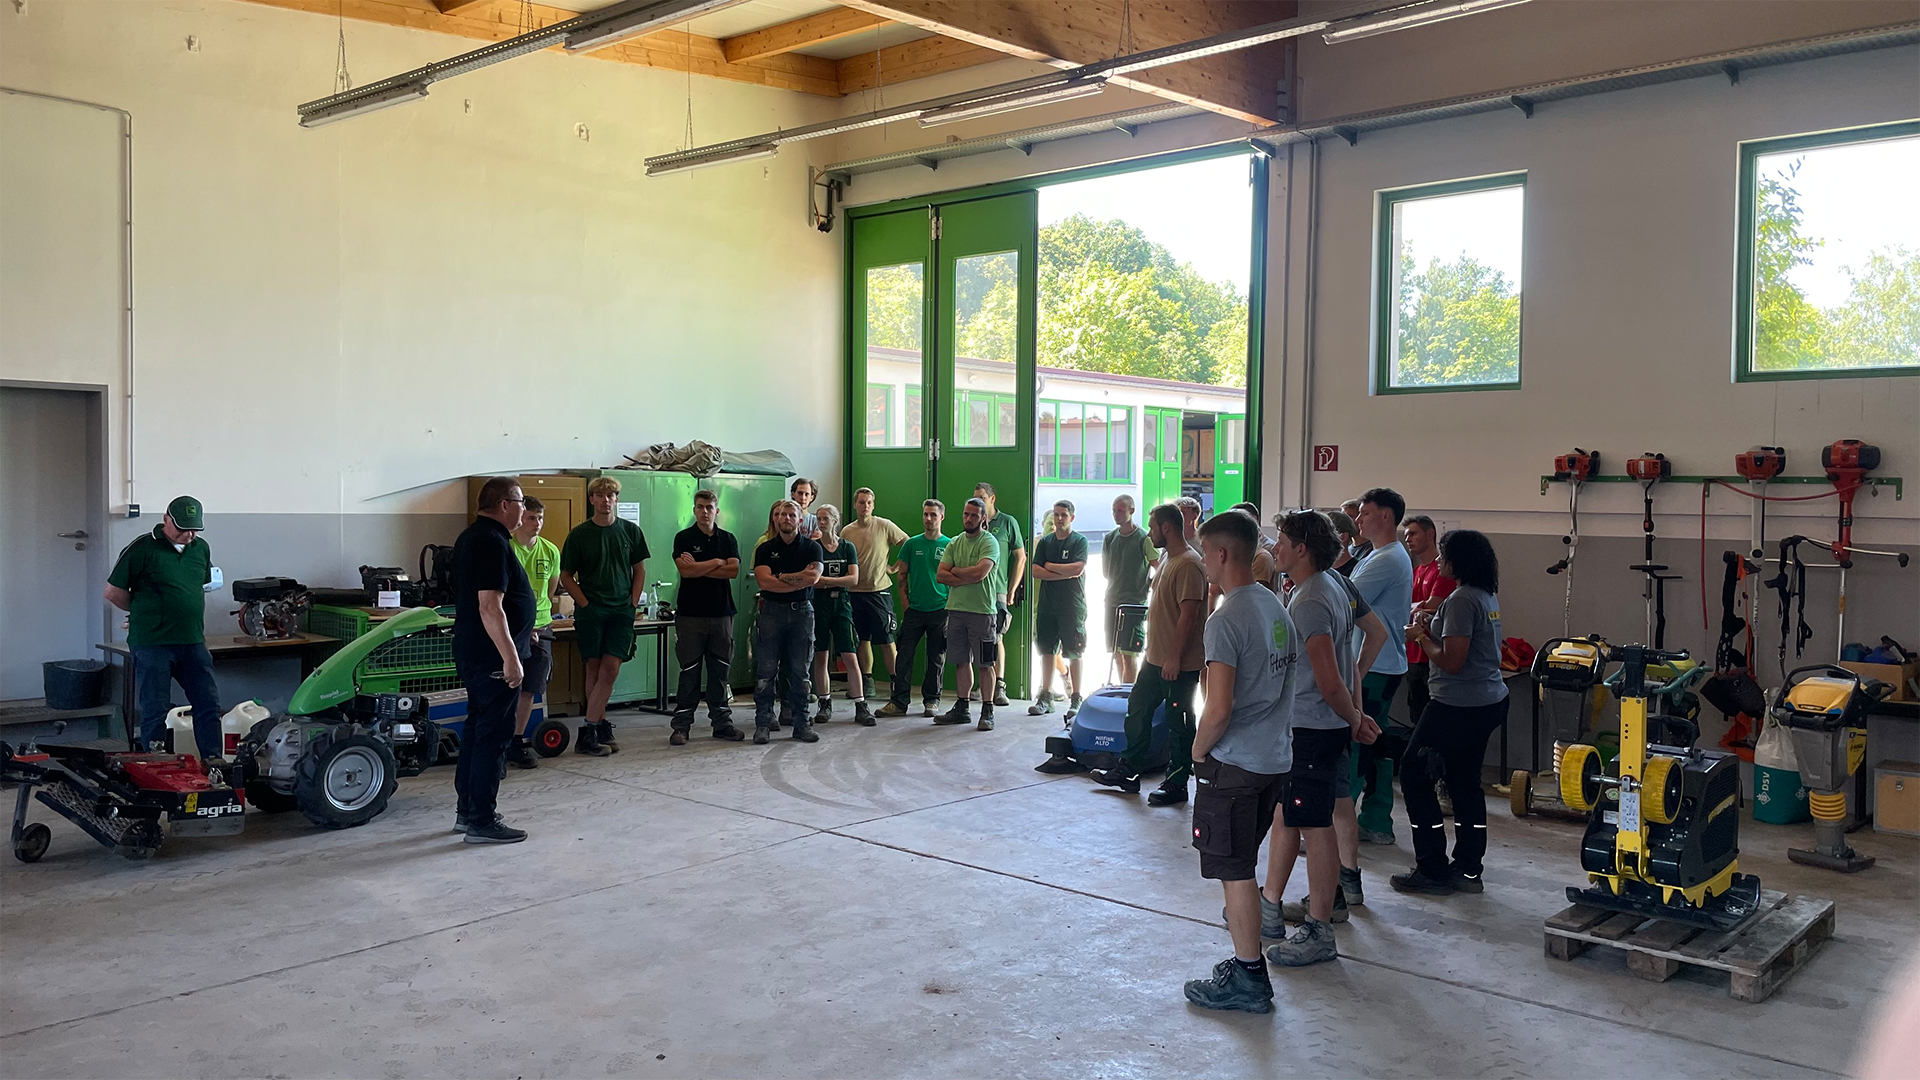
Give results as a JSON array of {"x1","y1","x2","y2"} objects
[{"x1": 1391, "y1": 529, "x2": 1509, "y2": 898}]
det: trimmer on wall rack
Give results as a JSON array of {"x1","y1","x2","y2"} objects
[
  {"x1": 1546, "y1": 449, "x2": 1598, "y2": 637},
  {"x1": 1627, "y1": 453, "x2": 1680, "y2": 650}
]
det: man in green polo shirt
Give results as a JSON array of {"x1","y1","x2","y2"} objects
[
  {"x1": 936, "y1": 498, "x2": 1001, "y2": 730},
  {"x1": 105, "y1": 495, "x2": 223, "y2": 763},
  {"x1": 879, "y1": 499, "x2": 951, "y2": 718},
  {"x1": 973, "y1": 481, "x2": 1024, "y2": 707}
]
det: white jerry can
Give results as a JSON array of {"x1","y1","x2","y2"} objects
[{"x1": 165, "y1": 700, "x2": 272, "y2": 758}]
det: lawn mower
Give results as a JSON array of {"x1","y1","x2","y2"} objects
[
  {"x1": 1035, "y1": 605, "x2": 1171, "y2": 775},
  {"x1": 4, "y1": 740, "x2": 243, "y2": 863},
  {"x1": 1776, "y1": 665, "x2": 1892, "y2": 873},
  {"x1": 1558, "y1": 643, "x2": 1762, "y2": 931}
]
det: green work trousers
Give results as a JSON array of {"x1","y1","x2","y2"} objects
[
  {"x1": 1350, "y1": 671, "x2": 1405, "y2": 835},
  {"x1": 1122, "y1": 664, "x2": 1200, "y2": 785}
]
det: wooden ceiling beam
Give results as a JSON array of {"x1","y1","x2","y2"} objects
[
  {"x1": 239, "y1": 0, "x2": 840, "y2": 96},
  {"x1": 835, "y1": 35, "x2": 1006, "y2": 95},
  {"x1": 837, "y1": 0, "x2": 1298, "y2": 123},
  {"x1": 721, "y1": 8, "x2": 892, "y2": 63},
  {"x1": 431, "y1": 0, "x2": 495, "y2": 14}
]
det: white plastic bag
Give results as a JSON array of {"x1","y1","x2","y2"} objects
[{"x1": 1753, "y1": 713, "x2": 1796, "y2": 769}]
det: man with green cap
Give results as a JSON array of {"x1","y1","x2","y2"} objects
[{"x1": 105, "y1": 495, "x2": 223, "y2": 763}]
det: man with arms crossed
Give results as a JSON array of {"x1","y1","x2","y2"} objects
[
  {"x1": 1403, "y1": 514, "x2": 1456, "y2": 730},
  {"x1": 507, "y1": 495, "x2": 561, "y2": 769},
  {"x1": 1181, "y1": 509, "x2": 1298, "y2": 1012},
  {"x1": 450, "y1": 478, "x2": 534, "y2": 845},
  {"x1": 560, "y1": 476, "x2": 650, "y2": 756},
  {"x1": 843, "y1": 488, "x2": 909, "y2": 703},
  {"x1": 879, "y1": 500, "x2": 951, "y2": 718},
  {"x1": 1347, "y1": 488, "x2": 1416, "y2": 844},
  {"x1": 752, "y1": 500, "x2": 823, "y2": 743},
  {"x1": 670, "y1": 489, "x2": 744, "y2": 745},
  {"x1": 1092, "y1": 504, "x2": 1207, "y2": 806},
  {"x1": 1028, "y1": 500, "x2": 1089, "y2": 719},
  {"x1": 1102, "y1": 495, "x2": 1154, "y2": 683},
  {"x1": 935, "y1": 498, "x2": 1000, "y2": 731},
  {"x1": 973, "y1": 482, "x2": 1024, "y2": 707}
]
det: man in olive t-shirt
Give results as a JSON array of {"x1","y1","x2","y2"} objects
[
  {"x1": 973, "y1": 482, "x2": 1023, "y2": 707},
  {"x1": 105, "y1": 495, "x2": 223, "y2": 761},
  {"x1": 1103, "y1": 494, "x2": 1155, "y2": 683},
  {"x1": 880, "y1": 499, "x2": 951, "y2": 718},
  {"x1": 560, "y1": 476, "x2": 650, "y2": 755},
  {"x1": 1029, "y1": 500, "x2": 1089, "y2": 719}
]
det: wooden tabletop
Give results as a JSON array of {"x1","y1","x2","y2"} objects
[
  {"x1": 547, "y1": 616, "x2": 673, "y2": 633},
  {"x1": 98, "y1": 632, "x2": 339, "y2": 656}
]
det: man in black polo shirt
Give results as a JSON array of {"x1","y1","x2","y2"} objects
[
  {"x1": 105, "y1": 495, "x2": 222, "y2": 762},
  {"x1": 451, "y1": 477, "x2": 535, "y2": 845},
  {"x1": 752, "y1": 499, "x2": 823, "y2": 744},
  {"x1": 670, "y1": 488, "x2": 744, "y2": 745}
]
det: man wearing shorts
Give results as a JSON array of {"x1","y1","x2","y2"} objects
[
  {"x1": 1102, "y1": 495, "x2": 1154, "y2": 684},
  {"x1": 879, "y1": 500, "x2": 950, "y2": 718},
  {"x1": 1091, "y1": 504, "x2": 1206, "y2": 806},
  {"x1": 670, "y1": 489, "x2": 744, "y2": 745},
  {"x1": 560, "y1": 476, "x2": 649, "y2": 756},
  {"x1": 508, "y1": 496, "x2": 562, "y2": 769},
  {"x1": 935, "y1": 498, "x2": 1000, "y2": 731},
  {"x1": 973, "y1": 482, "x2": 1023, "y2": 707},
  {"x1": 1182, "y1": 509, "x2": 1298, "y2": 1013},
  {"x1": 1028, "y1": 500, "x2": 1088, "y2": 719},
  {"x1": 843, "y1": 488, "x2": 909, "y2": 702}
]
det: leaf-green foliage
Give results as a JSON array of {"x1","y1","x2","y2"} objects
[
  {"x1": 864, "y1": 263, "x2": 924, "y2": 352},
  {"x1": 1392, "y1": 250, "x2": 1520, "y2": 387}
]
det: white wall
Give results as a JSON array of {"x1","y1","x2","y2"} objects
[{"x1": 0, "y1": 0, "x2": 847, "y2": 523}]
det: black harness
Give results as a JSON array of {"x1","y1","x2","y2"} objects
[{"x1": 1764, "y1": 535, "x2": 1814, "y2": 677}]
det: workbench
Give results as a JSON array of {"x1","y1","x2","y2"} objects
[
  {"x1": 96, "y1": 634, "x2": 341, "y2": 747},
  {"x1": 548, "y1": 615, "x2": 675, "y2": 715}
]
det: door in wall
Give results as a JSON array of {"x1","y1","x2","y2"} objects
[
  {"x1": 1141, "y1": 408, "x2": 1183, "y2": 513},
  {"x1": 1, "y1": 388, "x2": 97, "y2": 701},
  {"x1": 1214, "y1": 413, "x2": 1246, "y2": 509}
]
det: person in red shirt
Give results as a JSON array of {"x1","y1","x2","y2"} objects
[{"x1": 1404, "y1": 515, "x2": 1457, "y2": 728}]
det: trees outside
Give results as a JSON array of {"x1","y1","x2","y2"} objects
[{"x1": 1391, "y1": 251, "x2": 1520, "y2": 387}]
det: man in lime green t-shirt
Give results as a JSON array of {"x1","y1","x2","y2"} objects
[
  {"x1": 935, "y1": 497, "x2": 1001, "y2": 730},
  {"x1": 879, "y1": 499, "x2": 952, "y2": 718},
  {"x1": 507, "y1": 495, "x2": 562, "y2": 769},
  {"x1": 105, "y1": 495, "x2": 223, "y2": 761}
]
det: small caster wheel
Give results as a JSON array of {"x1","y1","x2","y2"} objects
[
  {"x1": 14, "y1": 822, "x2": 51, "y2": 863},
  {"x1": 1509, "y1": 770, "x2": 1533, "y2": 818},
  {"x1": 531, "y1": 718, "x2": 570, "y2": 758}
]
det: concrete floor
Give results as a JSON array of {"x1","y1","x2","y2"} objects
[{"x1": 2, "y1": 701, "x2": 1914, "y2": 1079}]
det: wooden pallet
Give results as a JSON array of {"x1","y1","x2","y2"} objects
[{"x1": 1543, "y1": 889, "x2": 1835, "y2": 1003}]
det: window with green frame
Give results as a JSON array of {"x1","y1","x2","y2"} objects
[
  {"x1": 864, "y1": 382, "x2": 892, "y2": 447},
  {"x1": 1736, "y1": 120, "x2": 1920, "y2": 380},
  {"x1": 1037, "y1": 399, "x2": 1132, "y2": 482},
  {"x1": 1374, "y1": 173, "x2": 1525, "y2": 394},
  {"x1": 952, "y1": 390, "x2": 1017, "y2": 447}
]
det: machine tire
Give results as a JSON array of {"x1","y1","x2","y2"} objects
[
  {"x1": 14, "y1": 822, "x2": 51, "y2": 863},
  {"x1": 294, "y1": 732, "x2": 397, "y2": 830},
  {"x1": 531, "y1": 719, "x2": 570, "y2": 758},
  {"x1": 1643, "y1": 754, "x2": 1682, "y2": 825},
  {"x1": 1509, "y1": 770, "x2": 1533, "y2": 817},
  {"x1": 1560, "y1": 744, "x2": 1604, "y2": 813},
  {"x1": 245, "y1": 781, "x2": 298, "y2": 813}
]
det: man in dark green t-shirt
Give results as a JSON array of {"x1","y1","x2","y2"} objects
[
  {"x1": 560, "y1": 476, "x2": 650, "y2": 756},
  {"x1": 973, "y1": 481, "x2": 1024, "y2": 707},
  {"x1": 105, "y1": 495, "x2": 223, "y2": 761},
  {"x1": 1029, "y1": 500, "x2": 1090, "y2": 719},
  {"x1": 879, "y1": 499, "x2": 951, "y2": 718}
]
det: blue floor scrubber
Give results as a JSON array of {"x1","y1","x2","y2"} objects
[{"x1": 1034, "y1": 685, "x2": 1171, "y2": 774}]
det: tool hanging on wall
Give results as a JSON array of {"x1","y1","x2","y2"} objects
[
  {"x1": 1545, "y1": 448, "x2": 1598, "y2": 636},
  {"x1": 1818, "y1": 439, "x2": 1910, "y2": 657},
  {"x1": 1704, "y1": 551, "x2": 1765, "y2": 756},
  {"x1": 1764, "y1": 534, "x2": 1815, "y2": 679},
  {"x1": 1625, "y1": 452, "x2": 1679, "y2": 649}
]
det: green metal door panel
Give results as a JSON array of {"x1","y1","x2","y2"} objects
[
  {"x1": 1142, "y1": 408, "x2": 1182, "y2": 511},
  {"x1": 1214, "y1": 413, "x2": 1245, "y2": 509},
  {"x1": 935, "y1": 193, "x2": 1038, "y2": 698},
  {"x1": 849, "y1": 208, "x2": 934, "y2": 529}
]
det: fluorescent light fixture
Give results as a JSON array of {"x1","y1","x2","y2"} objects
[
  {"x1": 645, "y1": 142, "x2": 777, "y2": 176},
  {"x1": 564, "y1": 0, "x2": 741, "y2": 53},
  {"x1": 917, "y1": 78, "x2": 1108, "y2": 128},
  {"x1": 1322, "y1": 0, "x2": 1531, "y2": 43},
  {"x1": 298, "y1": 81, "x2": 430, "y2": 128}
]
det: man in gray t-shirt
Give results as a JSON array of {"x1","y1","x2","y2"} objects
[
  {"x1": 1205, "y1": 583, "x2": 1300, "y2": 774},
  {"x1": 1285, "y1": 571, "x2": 1371, "y2": 732}
]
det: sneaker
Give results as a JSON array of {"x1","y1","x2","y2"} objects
[
  {"x1": 1028, "y1": 691, "x2": 1056, "y2": 716},
  {"x1": 1221, "y1": 893, "x2": 1289, "y2": 939},
  {"x1": 1340, "y1": 866, "x2": 1365, "y2": 906},
  {"x1": 753, "y1": 727, "x2": 771, "y2": 745},
  {"x1": 452, "y1": 814, "x2": 469, "y2": 835},
  {"x1": 934, "y1": 703, "x2": 970, "y2": 726},
  {"x1": 1089, "y1": 767, "x2": 1141, "y2": 793},
  {"x1": 922, "y1": 701, "x2": 939, "y2": 718},
  {"x1": 1265, "y1": 918, "x2": 1338, "y2": 967},
  {"x1": 1389, "y1": 868, "x2": 1456, "y2": 896},
  {"x1": 854, "y1": 700, "x2": 876, "y2": 727},
  {"x1": 574, "y1": 725, "x2": 611, "y2": 757},
  {"x1": 1147, "y1": 781, "x2": 1188, "y2": 807},
  {"x1": 976, "y1": 707, "x2": 995, "y2": 732},
  {"x1": 1360, "y1": 828, "x2": 1397, "y2": 846},
  {"x1": 1063, "y1": 694, "x2": 1083, "y2": 720},
  {"x1": 1183, "y1": 957, "x2": 1274, "y2": 1014},
  {"x1": 1281, "y1": 886, "x2": 1349, "y2": 924},
  {"x1": 463, "y1": 818, "x2": 528, "y2": 845},
  {"x1": 876, "y1": 701, "x2": 909, "y2": 718},
  {"x1": 597, "y1": 720, "x2": 620, "y2": 754},
  {"x1": 669, "y1": 730, "x2": 689, "y2": 746},
  {"x1": 506, "y1": 743, "x2": 539, "y2": 770},
  {"x1": 1449, "y1": 869, "x2": 1485, "y2": 894},
  {"x1": 712, "y1": 725, "x2": 746, "y2": 742},
  {"x1": 814, "y1": 697, "x2": 834, "y2": 723},
  {"x1": 791, "y1": 723, "x2": 820, "y2": 743},
  {"x1": 862, "y1": 675, "x2": 877, "y2": 701},
  {"x1": 993, "y1": 681, "x2": 1011, "y2": 708}
]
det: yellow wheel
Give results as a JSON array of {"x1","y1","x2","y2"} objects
[
  {"x1": 1509, "y1": 770, "x2": 1533, "y2": 817},
  {"x1": 1644, "y1": 755, "x2": 1683, "y2": 825},
  {"x1": 1560, "y1": 744, "x2": 1603, "y2": 813}
]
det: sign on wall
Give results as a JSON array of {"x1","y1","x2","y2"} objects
[{"x1": 1313, "y1": 445, "x2": 1339, "y2": 472}]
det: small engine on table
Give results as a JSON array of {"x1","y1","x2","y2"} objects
[{"x1": 232, "y1": 577, "x2": 312, "y2": 640}]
